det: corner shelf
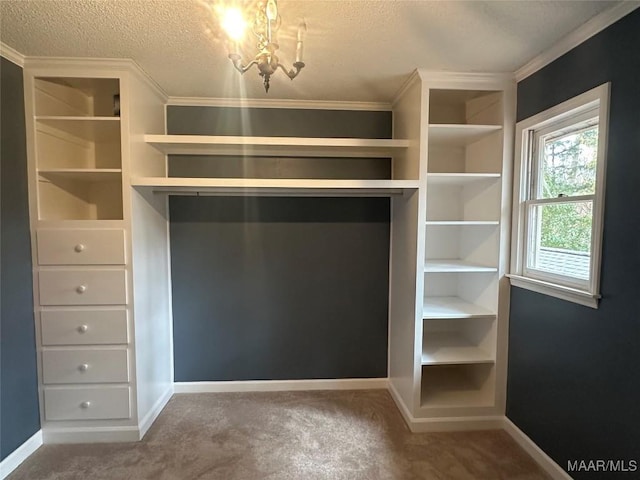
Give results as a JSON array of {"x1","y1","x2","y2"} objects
[
  {"x1": 421, "y1": 332, "x2": 494, "y2": 365},
  {"x1": 428, "y1": 124, "x2": 502, "y2": 146},
  {"x1": 144, "y1": 134, "x2": 410, "y2": 158},
  {"x1": 423, "y1": 296, "x2": 495, "y2": 319}
]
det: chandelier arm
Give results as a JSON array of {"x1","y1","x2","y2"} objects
[
  {"x1": 276, "y1": 61, "x2": 305, "y2": 80},
  {"x1": 229, "y1": 54, "x2": 258, "y2": 74}
]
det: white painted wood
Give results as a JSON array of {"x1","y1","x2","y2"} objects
[
  {"x1": 0, "y1": 41, "x2": 25, "y2": 67},
  {"x1": 36, "y1": 117, "x2": 120, "y2": 142},
  {"x1": 42, "y1": 426, "x2": 141, "y2": 444},
  {"x1": 138, "y1": 386, "x2": 174, "y2": 439},
  {"x1": 132, "y1": 177, "x2": 419, "y2": 197},
  {"x1": 421, "y1": 363, "x2": 495, "y2": 408},
  {"x1": 38, "y1": 268, "x2": 127, "y2": 305},
  {"x1": 43, "y1": 386, "x2": 131, "y2": 421},
  {"x1": 424, "y1": 259, "x2": 497, "y2": 273},
  {"x1": 508, "y1": 274, "x2": 599, "y2": 309},
  {"x1": 0, "y1": 430, "x2": 42, "y2": 480},
  {"x1": 428, "y1": 124, "x2": 502, "y2": 146},
  {"x1": 38, "y1": 169, "x2": 122, "y2": 183},
  {"x1": 174, "y1": 378, "x2": 388, "y2": 393},
  {"x1": 145, "y1": 134, "x2": 409, "y2": 158},
  {"x1": 42, "y1": 348, "x2": 129, "y2": 384},
  {"x1": 37, "y1": 228, "x2": 126, "y2": 265},
  {"x1": 421, "y1": 332, "x2": 494, "y2": 365},
  {"x1": 167, "y1": 96, "x2": 391, "y2": 112},
  {"x1": 427, "y1": 173, "x2": 500, "y2": 185},
  {"x1": 426, "y1": 220, "x2": 498, "y2": 226},
  {"x1": 423, "y1": 296, "x2": 495, "y2": 319},
  {"x1": 40, "y1": 308, "x2": 128, "y2": 345},
  {"x1": 503, "y1": 418, "x2": 574, "y2": 480}
]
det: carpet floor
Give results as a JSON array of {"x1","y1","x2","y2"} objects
[{"x1": 8, "y1": 390, "x2": 551, "y2": 480}]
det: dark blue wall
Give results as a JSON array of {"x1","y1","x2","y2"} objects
[
  {"x1": 0, "y1": 57, "x2": 40, "y2": 460},
  {"x1": 168, "y1": 107, "x2": 392, "y2": 381},
  {"x1": 507, "y1": 10, "x2": 640, "y2": 477}
]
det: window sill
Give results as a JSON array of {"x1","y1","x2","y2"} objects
[{"x1": 507, "y1": 274, "x2": 600, "y2": 309}]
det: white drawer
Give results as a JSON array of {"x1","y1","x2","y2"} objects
[
  {"x1": 41, "y1": 309, "x2": 128, "y2": 345},
  {"x1": 37, "y1": 229, "x2": 126, "y2": 265},
  {"x1": 39, "y1": 269, "x2": 127, "y2": 305},
  {"x1": 42, "y1": 348, "x2": 129, "y2": 384},
  {"x1": 44, "y1": 386, "x2": 131, "y2": 420}
]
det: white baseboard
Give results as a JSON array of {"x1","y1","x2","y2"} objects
[
  {"x1": 503, "y1": 418, "x2": 573, "y2": 480},
  {"x1": 42, "y1": 426, "x2": 140, "y2": 444},
  {"x1": 138, "y1": 385, "x2": 174, "y2": 439},
  {"x1": 387, "y1": 382, "x2": 503, "y2": 432},
  {"x1": 0, "y1": 430, "x2": 43, "y2": 480},
  {"x1": 174, "y1": 378, "x2": 388, "y2": 393}
]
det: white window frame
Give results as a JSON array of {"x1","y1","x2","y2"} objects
[{"x1": 509, "y1": 83, "x2": 610, "y2": 308}]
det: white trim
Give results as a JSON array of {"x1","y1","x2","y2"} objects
[
  {"x1": 137, "y1": 385, "x2": 174, "y2": 439},
  {"x1": 174, "y1": 378, "x2": 388, "y2": 393},
  {"x1": 515, "y1": 2, "x2": 640, "y2": 81},
  {"x1": 503, "y1": 418, "x2": 573, "y2": 480},
  {"x1": 387, "y1": 383, "x2": 503, "y2": 432},
  {"x1": 508, "y1": 274, "x2": 599, "y2": 309},
  {"x1": 0, "y1": 42, "x2": 25, "y2": 67},
  {"x1": 167, "y1": 96, "x2": 390, "y2": 111},
  {"x1": 0, "y1": 430, "x2": 42, "y2": 479},
  {"x1": 42, "y1": 426, "x2": 141, "y2": 444}
]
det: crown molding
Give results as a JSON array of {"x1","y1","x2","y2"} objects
[
  {"x1": 166, "y1": 96, "x2": 391, "y2": 111},
  {"x1": 515, "y1": 2, "x2": 640, "y2": 82},
  {"x1": 0, "y1": 42, "x2": 25, "y2": 67},
  {"x1": 23, "y1": 56, "x2": 168, "y2": 102}
]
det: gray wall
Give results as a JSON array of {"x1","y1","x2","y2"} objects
[
  {"x1": 1, "y1": 57, "x2": 40, "y2": 460},
  {"x1": 507, "y1": 10, "x2": 640, "y2": 478},
  {"x1": 168, "y1": 107, "x2": 392, "y2": 381}
]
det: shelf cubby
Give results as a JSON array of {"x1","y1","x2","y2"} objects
[
  {"x1": 428, "y1": 89, "x2": 503, "y2": 126},
  {"x1": 426, "y1": 224, "x2": 499, "y2": 269},
  {"x1": 34, "y1": 77, "x2": 120, "y2": 117},
  {"x1": 422, "y1": 317, "x2": 495, "y2": 364},
  {"x1": 424, "y1": 272, "x2": 498, "y2": 314},
  {"x1": 420, "y1": 363, "x2": 495, "y2": 408},
  {"x1": 423, "y1": 296, "x2": 495, "y2": 320}
]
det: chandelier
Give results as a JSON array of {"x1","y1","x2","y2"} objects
[{"x1": 221, "y1": 0, "x2": 306, "y2": 93}]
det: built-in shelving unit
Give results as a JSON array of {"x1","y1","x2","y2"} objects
[
  {"x1": 389, "y1": 72, "x2": 513, "y2": 429},
  {"x1": 31, "y1": 77, "x2": 123, "y2": 220}
]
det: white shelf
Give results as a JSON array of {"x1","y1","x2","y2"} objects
[
  {"x1": 423, "y1": 296, "x2": 495, "y2": 319},
  {"x1": 131, "y1": 177, "x2": 419, "y2": 197},
  {"x1": 427, "y1": 173, "x2": 500, "y2": 185},
  {"x1": 144, "y1": 134, "x2": 410, "y2": 158},
  {"x1": 425, "y1": 220, "x2": 499, "y2": 226},
  {"x1": 36, "y1": 116, "x2": 120, "y2": 142},
  {"x1": 424, "y1": 259, "x2": 497, "y2": 273},
  {"x1": 428, "y1": 124, "x2": 502, "y2": 146},
  {"x1": 38, "y1": 169, "x2": 122, "y2": 182},
  {"x1": 421, "y1": 332, "x2": 494, "y2": 365},
  {"x1": 420, "y1": 364, "x2": 495, "y2": 408}
]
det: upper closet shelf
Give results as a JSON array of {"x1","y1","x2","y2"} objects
[
  {"x1": 131, "y1": 177, "x2": 419, "y2": 197},
  {"x1": 144, "y1": 135, "x2": 410, "y2": 158},
  {"x1": 428, "y1": 124, "x2": 502, "y2": 146}
]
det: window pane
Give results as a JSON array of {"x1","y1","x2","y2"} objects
[
  {"x1": 527, "y1": 201, "x2": 593, "y2": 280},
  {"x1": 539, "y1": 126, "x2": 598, "y2": 199}
]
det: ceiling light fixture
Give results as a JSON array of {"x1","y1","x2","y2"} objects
[{"x1": 222, "y1": 0, "x2": 306, "y2": 93}]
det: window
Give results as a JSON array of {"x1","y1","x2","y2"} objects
[{"x1": 510, "y1": 84, "x2": 609, "y2": 308}]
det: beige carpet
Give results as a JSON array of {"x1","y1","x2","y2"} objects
[{"x1": 8, "y1": 390, "x2": 550, "y2": 480}]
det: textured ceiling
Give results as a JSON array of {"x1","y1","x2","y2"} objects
[{"x1": 0, "y1": 1, "x2": 625, "y2": 102}]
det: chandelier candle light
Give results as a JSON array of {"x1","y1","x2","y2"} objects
[{"x1": 222, "y1": 0, "x2": 306, "y2": 93}]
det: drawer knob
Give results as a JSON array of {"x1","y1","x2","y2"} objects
[
  {"x1": 74, "y1": 244, "x2": 85, "y2": 253},
  {"x1": 78, "y1": 324, "x2": 89, "y2": 333},
  {"x1": 76, "y1": 285, "x2": 87, "y2": 294},
  {"x1": 80, "y1": 401, "x2": 91, "y2": 409},
  {"x1": 78, "y1": 363, "x2": 90, "y2": 372}
]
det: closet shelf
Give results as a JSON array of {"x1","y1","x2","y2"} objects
[
  {"x1": 131, "y1": 177, "x2": 419, "y2": 197},
  {"x1": 38, "y1": 169, "x2": 122, "y2": 182},
  {"x1": 425, "y1": 220, "x2": 499, "y2": 226},
  {"x1": 421, "y1": 332, "x2": 494, "y2": 365},
  {"x1": 424, "y1": 259, "x2": 497, "y2": 273},
  {"x1": 427, "y1": 173, "x2": 500, "y2": 185},
  {"x1": 423, "y1": 296, "x2": 495, "y2": 319},
  {"x1": 36, "y1": 116, "x2": 121, "y2": 142},
  {"x1": 428, "y1": 124, "x2": 502, "y2": 146},
  {"x1": 145, "y1": 134, "x2": 410, "y2": 158}
]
